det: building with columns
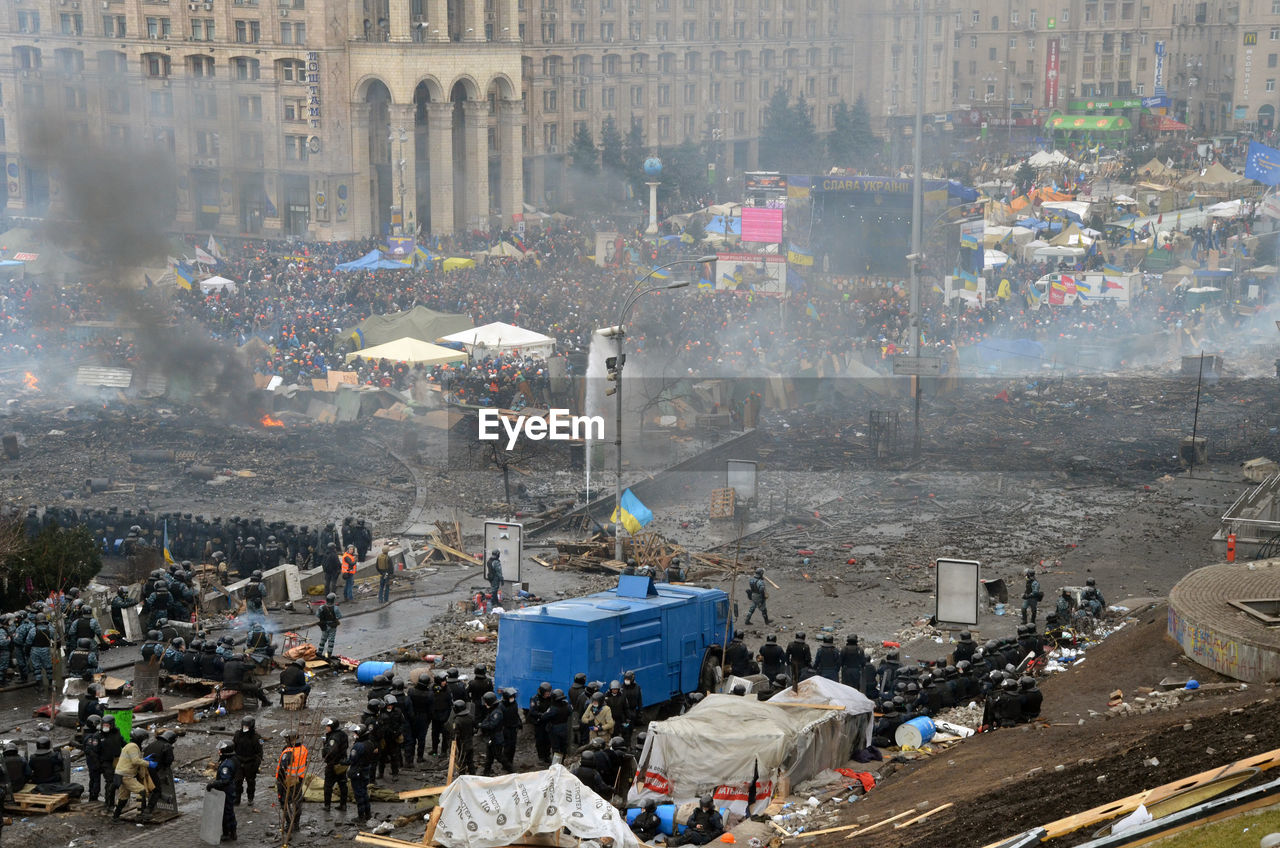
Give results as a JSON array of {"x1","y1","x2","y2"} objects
[{"x1": 0, "y1": 0, "x2": 524, "y2": 238}]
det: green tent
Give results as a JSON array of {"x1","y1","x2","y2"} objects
[{"x1": 345, "y1": 305, "x2": 473, "y2": 349}]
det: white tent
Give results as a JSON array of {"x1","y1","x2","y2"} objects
[
  {"x1": 438, "y1": 321, "x2": 556, "y2": 359},
  {"x1": 437, "y1": 765, "x2": 639, "y2": 848},
  {"x1": 985, "y1": 248, "x2": 1011, "y2": 268},
  {"x1": 1027, "y1": 149, "x2": 1076, "y2": 169},
  {"x1": 343, "y1": 336, "x2": 467, "y2": 365},
  {"x1": 1032, "y1": 244, "x2": 1087, "y2": 261},
  {"x1": 199, "y1": 275, "x2": 237, "y2": 294},
  {"x1": 1208, "y1": 199, "x2": 1243, "y2": 217},
  {"x1": 1040, "y1": 200, "x2": 1093, "y2": 220},
  {"x1": 631, "y1": 679, "x2": 873, "y2": 815}
]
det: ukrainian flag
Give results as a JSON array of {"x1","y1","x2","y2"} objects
[
  {"x1": 175, "y1": 262, "x2": 194, "y2": 291},
  {"x1": 163, "y1": 520, "x2": 175, "y2": 565},
  {"x1": 611, "y1": 489, "x2": 653, "y2": 535}
]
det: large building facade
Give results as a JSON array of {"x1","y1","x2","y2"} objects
[
  {"x1": 0, "y1": 0, "x2": 856, "y2": 239},
  {"x1": 0, "y1": 0, "x2": 1273, "y2": 241}
]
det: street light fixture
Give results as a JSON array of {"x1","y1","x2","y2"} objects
[{"x1": 601, "y1": 256, "x2": 712, "y2": 562}]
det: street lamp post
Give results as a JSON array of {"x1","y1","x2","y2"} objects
[
  {"x1": 601, "y1": 255, "x2": 716, "y2": 562},
  {"x1": 389, "y1": 126, "x2": 408, "y2": 235}
]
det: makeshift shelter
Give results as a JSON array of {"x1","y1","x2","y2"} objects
[
  {"x1": 1032, "y1": 244, "x2": 1086, "y2": 261},
  {"x1": 436, "y1": 765, "x2": 640, "y2": 848},
  {"x1": 1138, "y1": 158, "x2": 1172, "y2": 177},
  {"x1": 347, "y1": 306, "x2": 472, "y2": 349},
  {"x1": 1208, "y1": 199, "x2": 1244, "y2": 217},
  {"x1": 1182, "y1": 162, "x2": 1247, "y2": 191},
  {"x1": 439, "y1": 321, "x2": 556, "y2": 359},
  {"x1": 985, "y1": 248, "x2": 1011, "y2": 268},
  {"x1": 1025, "y1": 149, "x2": 1077, "y2": 169},
  {"x1": 1049, "y1": 223, "x2": 1094, "y2": 247},
  {"x1": 479, "y1": 241, "x2": 525, "y2": 258},
  {"x1": 342, "y1": 336, "x2": 467, "y2": 366},
  {"x1": 198, "y1": 275, "x2": 237, "y2": 294},
  {"x1": 1154, "y1": 115, "x2": 1192, "y2": 133},
  {"x1": 983, "y1": 225, "x2": 1035, "y2": 248},
  {"x1": 442, "y1": 257, "x2": 476, "y2": 272},
  {"x1": 335, "y1": 249, "x2": 411, "y2": 272},
  {"x1": 632, "y1": 679, "x2": 873, "y2": 815},
  {"x1": 1041, "y1": 200, "x2": 1093, "y2": 222}
]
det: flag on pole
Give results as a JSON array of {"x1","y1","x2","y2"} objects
[
  {"x1": 162, "y1": 520, "x2": 175, "y2": 565},
  {"x1": 174, "y1": 262, "x2": 194, "y2": 291},
  {"x1": 611, "y1": 489, "x2": 653, "y2": 535},
  {"x1": 207, "y1": 235, "x2": 225, "y2": 260},
  {"x1": 195, "y1": 246, "x2": 218, "y2": 265}
]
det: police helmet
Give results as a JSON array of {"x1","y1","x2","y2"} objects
[
  {"x1": 130, "y1": 728, "x2": 149, "y2": 743},
  {"x1": 731, "y1": 684, "x2": 747, "y2": 695},
  {"x1": 755, "y1": 568, "x2": 764, "y2": 577},
  {"x1": 482, "y1": 691, "x2": 499, "y2": 706},
  {"x1": 217, "y1": 740, "x2": 234, "y2": 754},
  {"x1": 87, "y1": 714, "x2": 104, "y2": 726},
  {"x1": 538, "y1": 682, "x2": 553, "y2": 695},
  {"x1": 609, "y1": 680, "x2": 621, "y2": 691},
  {"x1": 147, "y1": 630, "x2": 160, "y2": 641},
  {"x1": 322, "y1": 717, "x2": 336, "y2": 728},
  {"x1": 77, "y1": 638, "x2": 91, "y2": 650},
  {"x1": 700, "y1": 794, "x2": 714, "y2": 809},
  {"x1": 1086, "y1": 577, "x2": 1097, "y2": 586},
  {"x1": 552, "y1": 689, "x2": 566, "y2": 701},
  {"x1": 1001, "y1": 678, "x2": 1019, "y2": 691},
  {"x1": 796, "y1": 632, "x2": 806, "y2": 641},
  {"x1": 623, "y1": 671, "x2": 635, "y2": 682},
  {"x1": 162, "y1": 730, "x2": 178, "y2": 744},
  {"x1": 886, "y1": 649, "x2": 900, "y2": 661},
  {"x1": 591, "y1": 691, "x2": 606, "y2": 703},
  {"x1": 573, "y1": 673, "x2": 587, "y2": 684},
  {"x1": 384, "y1": 695, "x2": 398, "y2": 707},
  {"x1": 1019, "y1": 676, "x2": 1036, "y2": 691},
  {"x1": 766, "y1": 634, "x2": 777, "y2": 643},
  {"x1": 474, "y1": 664, "x2": 487, "y2": 675},
  {"x1": 958, "y1": 630, "x2": 973, "y2": 642},
  {"x1": 325, "y1": 593, "x2": 336, "y2": 603},
  {"x1": 453, "y1": 700, "x2": 469, "y2": 714},
  {"x1": 367, "y1": 699, "x2": 383, "y2": 712},
  {"x1": 447, "y1": 668, "x2": 460, "y2": 680},
  {"x1": 251, "y1": 570, "x2": 263, "y2": 580},
  {"x1": 846, "y1": 634, "x2": 858, "y2": 645},
  {"x1": 282, "y1": 729, "x2": 300, "y2": 741}
]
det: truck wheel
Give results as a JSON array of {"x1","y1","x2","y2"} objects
[{"x1": 698, "y1": 647, "x2": 723, "y2": 693}]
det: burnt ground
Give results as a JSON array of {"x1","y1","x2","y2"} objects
[
  {"x1": 1, "y1": 364, "x2": 1280, "y2": 847},
  {"x1": 833, "y1": 606, "x2": 1279, "y2": 848}
]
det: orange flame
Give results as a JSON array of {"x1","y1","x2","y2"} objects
[
  {"x1": 260, "y1": 414, "x2": 285, "y2": 428},
  {"x1": 23, "y1": 372, "x2": 38, "y2": 391}
]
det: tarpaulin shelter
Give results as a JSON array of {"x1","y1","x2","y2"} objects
[
  {"x1": 198, "y1": 275, "x2": 237, "y2": 294},
  {"x1": 480, "y1": 241, "x2": 526, "y2": 258},
  {"x1": 335, "y1": 249, "x2": 412, "y2": 272},
  {"x1": 438, "y1": 321, "x2": 556, "y2": 359},
  {"x1": 343, "y1": 336, "x2": 467, "y2": 366},
  {"x1": 1041, "y1": 200, "x2": 1093, "y2": 222},
  {"x1": 1181, "y1": 162, "x2": 1248, "y2": 191},
  {"x1": 1154, "y1": 115, "x2": 1192, "y2": 132},
  {"x1": 985, "y1": 249, "x2": 1011, "y2": 268},
  {"x1": 632, "y1": 678, "x2": 873, "y2": 815},
  {"x1": 1048, "y1": 223, "x2": 1095, "y2": 247},
  {"x1": 346, "y1": 305, "x2": 472, "y2": 349},
  {"x1": 1138, "y1": 158, "x2": 1173, "y2": 177},
  {"x1": 436, "y1": 765, "x2": 640, "y2": 848},
  {"x1": 442, "y1": 257, "x2": 476, "y2": 272}
]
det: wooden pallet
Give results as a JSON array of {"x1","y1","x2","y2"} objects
[
  {"x1": 119, "y1": 807, "x2": 181, "y2": 824},
  {"x1": 4, "y1": 792, "x2": 72, "y2": 814},
  {"x1": 710, "y1": 488, "x2": 736, "y2": 520}
]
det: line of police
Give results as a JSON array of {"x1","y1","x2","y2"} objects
[
  {"x1": 723, "y1": 623, "x2": 1046, "y2": 739},
  {"x1": 12, "y1": 504, "x2": 374, "y2": 576}
]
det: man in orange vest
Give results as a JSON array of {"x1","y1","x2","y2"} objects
[
  {"x1": 275, "y1": 730, "x2": 308, "y2": 836},
  {"x1": 340, "y1": 545, "x2": 358, "y2": 601}
]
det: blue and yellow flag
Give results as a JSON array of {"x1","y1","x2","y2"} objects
[
  {"x1": 611, "y1": 489, "x2": 653, "y2": 535},
  {"x1": 162, "y1": 520, "x2": 175, "y2": 565}
]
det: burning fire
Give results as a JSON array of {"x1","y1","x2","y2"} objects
[
  {"x1": 23, "y1": 372, "x2": 38, "y2": 391},
  {"x1": 260, "y1": 414, "x2": 285, "y2": 428}
]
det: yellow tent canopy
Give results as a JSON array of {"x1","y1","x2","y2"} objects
[
  {"x1": 443, "y1": 257, "x2": 476, "y2": 272},
  {"x1": 343, "y1": 336, "x2": 468, "y2": 365}
]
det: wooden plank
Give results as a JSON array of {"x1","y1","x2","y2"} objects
[
  {"x1": 422, "y1": 741, "x2": 456, "y2": 845},
  {"x1": 398, "y1": 784, "x2": 450, "y2": 800},
  {"x1": 793, "y1": 822, "x2": 862, "y2": 838},
  {"x1": 4, "y1": 792, "x2": 71, "y2": 814},
  {"x1": 1039, "y1": 747, "x2": 1280, "y2": 840},
  {"x1": 426, "y1": 541, "x2": 481, "y2": 565},
  {"x1": 893, "y1": 803, "x2": 953, "y2": 829},
  {"x1": 844, "y1": 809, "x2": 914, "y2": 839},
  {"x1": 358, "y1": 835, "x2": 427, "y2": 848}
]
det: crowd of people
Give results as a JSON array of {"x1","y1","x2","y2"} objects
[{"x1": 0, "y1": 189, "x2": 1257, "y2": 402}]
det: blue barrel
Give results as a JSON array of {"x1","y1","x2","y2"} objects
[
  {"x1": 625, "y1": 804, "x2": 681, "y2": 835},
  {"x1": 894, "y1": 715, "x2": 936, "y2": 748},
  {"x1": 356, "y1": 661, "x2": 395, "y2": 685}
]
